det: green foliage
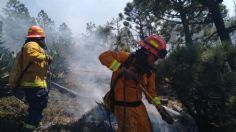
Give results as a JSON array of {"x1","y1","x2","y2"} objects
[
  {"x1": 86, "y1": 22, "x2": 96, "y2": 33},
  {"x1": 83, "y1": 20, "x2": 134, "y2": 51},
  {"x1": 59, "y1": 22, "x2": 73, "y2": 45},
  {"x1": 83, "y1": 22, "x2": 114, "y2": 51},
  {"x1": 96, "y1": 25, "x2": 112, "y2": 43},
  {"x1": 0, "y1": 21, "x2": 14, "y2": 89},
  {"x1": 3, "y1": 0, "x2": 31, "y2": 20},
  {"x1": 49, "y1": 43, "x2": 70, "y2": 83},
  {"x1": 46, "y1": 22, "x2": 72, "y2": 84},
  {"x1": 197, "y1": 0, "x2": 233, "y2": 46},
  {"x1": 0, "y1": 48, "x2": 14, "y2": 88},
  {"x1": 36, "y1": 10, "x2": 58, "y2": 49},
  {"x1": 2, "y1": 0, "x2": 35, "y2": 51},
  {"x1": 36, "y1": 10, "x2": 54, "y2": 29},
  {"x1": 113, "y1": 27, "x2": 135, "y2": 52},
  {"x1": 108, "y1": 17, "x2": 134, "y2": 51},
  {"x1": 124, "y1": 1, "x2": 158, "y2": 38},
  {"x1": 133, "y1": 0, "x2": 229, "y2": 46},
  {"x1": 156, "y1": 44, "x2": 236, "y2": 131}
]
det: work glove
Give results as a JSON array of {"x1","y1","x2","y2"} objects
[
  {"x1": 153, "y1": 97, "x2": 161, "y2": 107},
  {"x1": 46, "y1": 55, "x2": 53, "y2": 64},
  {"x1": 152, "y1": 97, "x2": 174, "y2": 124}
]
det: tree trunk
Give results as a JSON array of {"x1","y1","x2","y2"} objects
[
  {"x1": 198, "y1": 0, "x2": 232, "y2": 47},
  {"x1": 179, "y1": 6, "x2": 193, "y2": 46},
  {"x1": 198, "y1": 0, "x2": 235, "y2": 72}
]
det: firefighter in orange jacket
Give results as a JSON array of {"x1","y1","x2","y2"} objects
[
  {"x1": 19, "y1": 25, "x2": 52, "y2": 131},
  {"x1": 99, "y1": 34, "x2": 167, "y2": 132}
]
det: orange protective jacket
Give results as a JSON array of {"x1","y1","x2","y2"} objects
[{"x1": 99, "y1": 50, "x2": 159, "y2": 132}]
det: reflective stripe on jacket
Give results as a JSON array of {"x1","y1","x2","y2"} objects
[{"x1": 20, "y1": 42, "x2": 48, "y2": 88}]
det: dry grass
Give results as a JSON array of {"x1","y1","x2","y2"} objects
[
  {"x1": 42, "y1": 90, "x2": 79, "y2": 126},
  {"x1": 0, "y1": 96, "x2": 27, "y2": 131},
  {"x1": 0, "y1": 89, "x2": 81, "y2": 131}
]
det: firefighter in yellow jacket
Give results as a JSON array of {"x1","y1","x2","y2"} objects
[
  {"x1": 99, "y1": 34, "x2": 167, "y2": 132},
  {"x1": 11, "y1": 25, "x2": 52, "y2": 131}
]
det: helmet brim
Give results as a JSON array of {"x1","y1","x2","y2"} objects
[{"x1": 26, "y1": 35, "x2": 46, "y2": 38}]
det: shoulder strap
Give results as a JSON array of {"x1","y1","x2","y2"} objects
[
  {"x1": 16, "y1": 62, "x2": 33, "y2": 85},
  {"x1": 110, "y1": 53, "x2": 135, "y2": 89},
  {"x1": 123, "y1": 53, "x2": 135, "y2": 69}
]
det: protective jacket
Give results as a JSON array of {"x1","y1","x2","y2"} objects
[
  {"x1": 20, "y1": 41, "x2": 48, "y2": 88},
  {"x1": 99, "y1": 50, "x2": 159, "y2": 132}
]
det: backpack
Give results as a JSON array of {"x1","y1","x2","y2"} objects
[{"x1": 8, "y1": 47, "x2": 32, "y2": 89}]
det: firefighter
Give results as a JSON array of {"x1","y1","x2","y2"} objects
[
  {"x1": 99, "y1": 34, "x2": 167, "y2": 132},
  {"x1": 18, "y1": 25, "x2": 52, "y2": 131}
]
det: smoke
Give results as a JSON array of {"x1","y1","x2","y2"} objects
[
  {"x1": 0, "y1": 0, "x2": 114, "y2": 118},
  {"x1": 143, "y1": 98, "x2": 177, "y2": 132},
  {"x1": 66, "y1": 32, "x2": 114, "y2": 117},
  {"x1": 1, "y1": 18, "x2": 31, "y2": 52},
  {"x1": 67, "y1": 33, "x2": 181, "y2": 132}
]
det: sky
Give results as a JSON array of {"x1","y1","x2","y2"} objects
[
  {"x1": 0, "y1": 0, "x2": 132, "y2": 36},
  {"x1": 0, "y1": 0, "x2": 235, "y2": 36}
]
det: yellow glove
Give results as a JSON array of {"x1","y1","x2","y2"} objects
[{"x1": 153, "y1": 97, "x2": 161, "y2": 107}]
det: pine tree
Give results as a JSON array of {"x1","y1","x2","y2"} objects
[
  {"x1": 59, "y1": 22, "x2": 73, "y2": 45},
  {"x1": 156, "y1": 44, "x2": 236, "y2": 132},
  {"x1": 198, "y1": 0, "x2": 232, "y2": 46},
  {"x1": 36, "y1": 10, "x2": 57, "y2": 46},
  {"x1": 124, "y1": 2, "x2": 158, "y2": 39},
  {"x1": 134, "y1": 0, "x2": 228, "y2": 46},
  {"x1": 2, "y1": 0, "x2": 34, "y2": 51},
  {"x1": 36, "y1": 10, "x2": 54, "y2": 29}
]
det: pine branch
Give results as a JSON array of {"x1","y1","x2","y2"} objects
[
  {"x1": 157, "y1": 16, "x2": 182, "y2": 24},
  {"x1": 226, "y1": 24, "x2": 236, "y2": 33}
]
